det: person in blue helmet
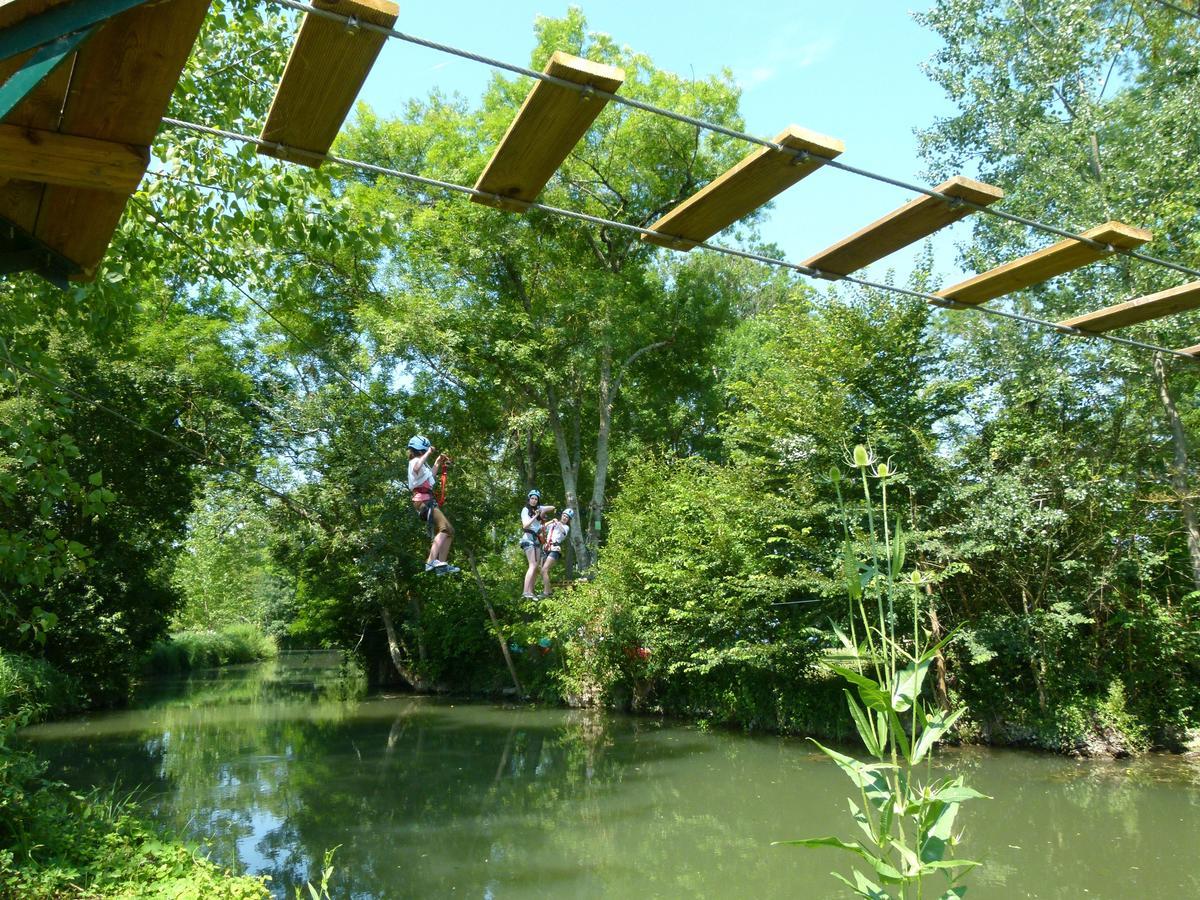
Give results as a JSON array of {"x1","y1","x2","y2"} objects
[
  {"x1": 407, "y1": 435, "x2": 459, "y2": 575},
  {"x1": 539, "y1": 507, "x2": 574, "y2": 597},
  {"x1": 520, "y1": 489, "x2": 555, "y2": 599}
]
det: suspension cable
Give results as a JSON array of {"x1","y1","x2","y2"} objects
[
  {"x1": 131, "y1": 195, "x2": 385, "y2": 405},
  {"x1": 159, "y1": 116, "x2": 1200, "y2": 364},
  {"x1": 265, "y1": 0, "x2": 1200, "y2": 283}
]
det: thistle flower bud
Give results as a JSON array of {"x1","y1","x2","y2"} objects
[{"x1": 852, "y1": 444, "x2": 870, "y2": 467}]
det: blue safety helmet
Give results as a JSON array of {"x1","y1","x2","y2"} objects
[
  {"x1": 527, "y1": 489, "x2": 541, "y2": 501},
  {"x1": 407, "y1": 435, "x2": 431, "y2": 452},
  {"x1": 563, "y1": 508, "x2": 575, "y2": 520}
]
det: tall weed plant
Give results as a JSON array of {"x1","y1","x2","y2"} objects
[{"x1": 778, "y1": 446, "x2": 985, "y2": 899}]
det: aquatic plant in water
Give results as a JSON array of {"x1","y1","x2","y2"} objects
[{"x1": 777, "y1": 446, "x2": 985, "y2": 898}]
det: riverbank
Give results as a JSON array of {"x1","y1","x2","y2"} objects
[
  {"x1": 21, "y1": 654, "x2": 1200, "y2": 899},
  {"x1": 1, "y1": 644, "x2": 275, "y2": 898}
]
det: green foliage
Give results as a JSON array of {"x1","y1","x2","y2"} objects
[
  {"x1": 0, "y1": 721, "x2": 269, "y2": 899},
  {"x1": 542, "y1": 454, "x2": 837, "y2": 725},
  {"x1": 780, "y1": 448, "x2": 984, "y2": 898},
  {"x1": 173, "y1": 482, "x2": 297, "y2": 636},
  {"x1": 145, "y1": 625, "x2": 279, "y2": 675},
  {"x1": 0, "y1": 652, "x2": 79, "y2": 724}
]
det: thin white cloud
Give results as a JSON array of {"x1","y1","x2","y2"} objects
[{"x1": 734, "y1": 26, "x2": 835, "y2": 91}]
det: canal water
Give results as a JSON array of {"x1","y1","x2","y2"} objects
[{"x1": 20, "y1": 652, "x2": 1200, "y2": 898}]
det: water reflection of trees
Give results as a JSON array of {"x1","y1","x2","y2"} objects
[{"x1": 23, "y1": 658, "x2": 1200, "y2": 899}]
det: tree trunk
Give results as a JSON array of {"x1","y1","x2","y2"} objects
[
  {"x1": 379, "y1": 603, "x2": 426, "y2": 690},
  {"x1": 587, "y1": 345, "x2": 614, "y2": 567},
  {"x1": 546, "y1": 380, "x2": 591, "y2": 570},
  {"x1": 1153, "y1": 352, "x2": 1200, "y2": 592},
  {"x1": 925, "y1": 581, "x2": 951, "y2": 711}
]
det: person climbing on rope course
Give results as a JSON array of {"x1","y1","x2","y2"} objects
[
  {"x1": 520, "y1": 489, "x2": 556, "y2": 599},
  {"x1": 539, "y1": 507, "x2": 573, "y2": 598},
  {"x1": 406, "y1": 435, "x2": 459, "y2": 575}
]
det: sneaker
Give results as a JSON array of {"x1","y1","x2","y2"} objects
[
  {"x1": 441, "y1": 563, "x2": 461, "y2": 575},
  {"x1": 425, "y1": 561, "x2": 448, "y2": 574},
  {"x1": 522, "y1": 592, "x2": 536, "y2": 600}
]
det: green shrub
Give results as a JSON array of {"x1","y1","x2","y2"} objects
[
  {"x1": 145, "y1": 625, "x2": 278, "y2": 675},
  {"x1": 0, "y1": 719, "x2": 268, "y2": 898},
  {"x1": 0, "y1": 652, "x2": 79, "y2": 724}
]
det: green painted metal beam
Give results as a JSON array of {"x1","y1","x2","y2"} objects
[
  {"x1": 0, "y1": 0, "x2": 150, "y2": 62},
  {"x1": 0, "y1": 26, "x2": 93, "y2": 121}
]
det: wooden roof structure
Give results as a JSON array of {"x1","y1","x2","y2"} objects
[
  {"x1": 0, "y1": 1, "x2": 1196, "y2": 358},
  {"x1": 0, "y1": 0, "x2": 211, "y2": 283}
]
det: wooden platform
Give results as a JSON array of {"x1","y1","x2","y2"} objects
[
  {"x1": 1059, "y1": 280, "x2": 1200, "y2": 333},
  {"x1": 937, "y1": 221, "x2": 1153, "y2": 307},
  {"x1": 472, "y1": 51, "x2": 625, "y2": 211},
  {"x1": 802, "y1": 176, "x2": 1003, "y2": 276},
  {"x1": 258, "y1": 0, "x2": 398, "y2": 167},
  {"x1": 0, "y1": 0, "x2": 211, "y2": 280},
  {"x1": 641, "y1": 125, "x2": 844, "y2": 250}
]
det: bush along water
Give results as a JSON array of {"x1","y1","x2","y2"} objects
[
  {"x1": 145, "y1": 624, "x2": 278, "y2": 675},
  {"x1": 777, "y1": 446, "x2": 986, "y2": 899}
]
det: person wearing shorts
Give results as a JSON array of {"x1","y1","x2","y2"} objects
[
  {"x1": 520, "y1": 489, "x2": 555, "y2": 599},
  {"x1": 539, "y1": 508, "x2": 573, "y2": 597},
  {"x1": 407, "y1": 435, "x2": 459, "y2": 575}
]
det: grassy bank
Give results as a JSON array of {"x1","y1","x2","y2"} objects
[
  {"x1": 145, "y1": 624, "x2": 278, "y2": 675},
  {"x1": 0, "y1": 651, "x2": 271, "y2": 898}
]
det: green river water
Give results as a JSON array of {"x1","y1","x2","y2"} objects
[{"x1": 19, "y1": 652, "x2": 1200, "y2": 898}]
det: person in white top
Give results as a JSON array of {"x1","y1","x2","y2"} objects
[
  {"x1": 520, "y1": 489, "x2": 555, "y2": 599},
  {"x1": 539, "y1": 508, "x2": 573, "y2": 598},
  {"x1": 406, "y1": 435, "x2": 458, "y2": 575}
]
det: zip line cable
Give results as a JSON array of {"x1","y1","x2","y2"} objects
[
  {"x1": 0, "y1": 349, "x2": 321, "y2": 522},
  {"x1": 1150, "y1": 0, "x2": 1200, "y2": 21},
  {"x1": 266, "y1": 0, "x2": 1200, "y2": 284},
  {"x1": 131, "y1": 196, "x2": 386, "y2": 407},
  {"x1": 159, "y1": 116, "x2": 1200, "y2": 364}
]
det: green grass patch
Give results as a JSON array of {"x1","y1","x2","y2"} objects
[
  {"x1": 0, "y1": 652, "x2": 79, "y2": 724},
  {"x1": 0, "y1": 719, "x2": 269, "y2": 899},
  {"x1": 145, "y1": 624, "x2": 278, "y2": 675}
]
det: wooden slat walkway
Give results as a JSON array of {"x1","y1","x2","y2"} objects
[
  {"x1": 259, "y1": 0, "x2": 399, "y2": 166},
  {"x1": 1060, "y1": 280, "x2": 1200, "y2": 333},
  {"x1": 802, "y1": 176, "x2": 1003, "y2": 276},
  {"x1": 472, "y1": 51, "x2": 625, "y2": 211},
  {"x1": 937, "y1": 221, "x2": 1152, "y2": 307},
  {"x1": 642, "y1": 125, "x2": 843, "y2": 250}
]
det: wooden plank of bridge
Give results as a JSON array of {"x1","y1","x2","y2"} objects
[
  {"x1": 31, "y1": 0, "x2": 211, "y2": 277},
  {"x1": 0, "y1": 124, "x2": 149, "y2": 192},
  {"x1": 472, "y1": 51, "x2": 626, "y2": 211},
  {"x1": 1059, "y1": 280, "x2": 1200, "y2": 333},
  {"x1": 802, "y1": 176, "x2": 1003, "y2": 276},
  {"x1": 641, "y1": 126, "x2": 844, "y2": 251},
  {"x1": 259, "y1": 0, "x2": 399, "y2": 166},
  {"x1": 936, "y1": 221, "x2": 1152, "y2": 307},
  {"x1": 1179, "y1": 342, "x2": 1200, "y2": 356}
]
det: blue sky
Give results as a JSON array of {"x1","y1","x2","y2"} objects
[{"x1": 353, "y1": 0, "x2": 975, "y2": 286}]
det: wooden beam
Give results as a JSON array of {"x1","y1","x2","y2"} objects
[
  {"x1": 1059, "y1": 280, "x2": 1200, "y2": 333},
  {"x1": 30, "y1": 0, "x2": 211, "y2": 276},
  {"x1": 472, "y1": 51, "x2": 625, "y2": 211},
  {"x1": 802, "y1": 176, "x2": 1003, "y2": 276},
  {"x1": 259, "y1": 0, "x2": 399, "y2": 167},
  {"x1": 1178, "y1": 343, "x2": 1200, "y2": 357},
  {"x1": 641, "y1": 126, "x2": 844, "y2": 251},
  {"x1": 937, "y1": 221, "x2": 1153, "y2": 307},
  {"x1": 0, "y1": 124, "x2": 148, "y2": 192}
]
